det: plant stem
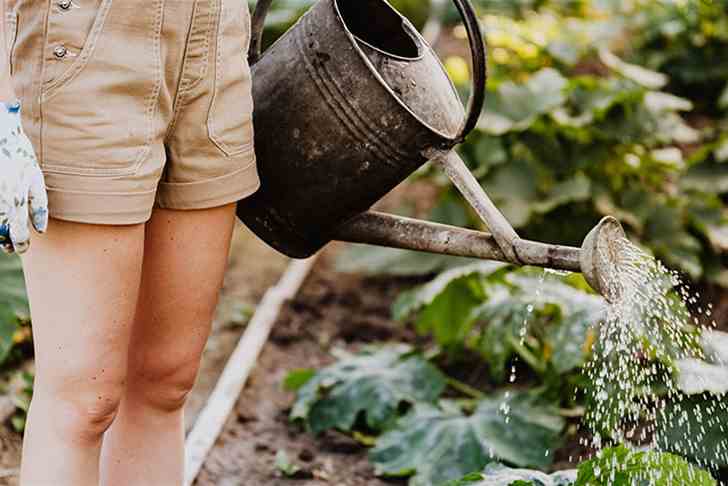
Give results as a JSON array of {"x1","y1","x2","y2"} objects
[{"x1": 446, "y1": 376, "x2": 485, "y2": 400}]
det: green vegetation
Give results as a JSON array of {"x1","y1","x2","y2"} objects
[
  {"x1": 445, "y1": 446, "x2": 716, "y2": 485},
  {"x1": 281, "y1": 0, "x2": 727, "y2": 484}
]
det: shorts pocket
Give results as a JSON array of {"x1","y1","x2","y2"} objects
[
  {"x1": 40, "y1": 0, "x2": 161, "y2": 177},
  {"x1": 207, "y1": 0, "x2": 255, "y2": 157},
  {"x1": 42, "y1": 0, "x2": 112, "y2": 94},
  {"x1": 5, "y1": 10, "x2": 17, "y2": 75}
]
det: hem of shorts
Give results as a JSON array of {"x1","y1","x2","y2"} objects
[
  {"x1": 46, "y1": 186, "x2": 157, "y2": 226},
  {"x1": 155, "y1": 157, "x2": 260, "y2": 210}
]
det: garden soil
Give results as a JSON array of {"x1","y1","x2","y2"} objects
[{"x1": 195, "y1": 249, "x2": 417, "y2": 486}]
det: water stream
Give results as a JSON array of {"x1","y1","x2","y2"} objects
[
  {"x1": 582, "y1": 236, "x2": 728, "y2": 481},
  {"x1": 501, "y1": 236, "x2": 727, "y2": 483}
]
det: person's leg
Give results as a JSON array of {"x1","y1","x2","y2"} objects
[
  {"x1": 19, "y1": 219, "x2": 145, "y2": 486},
  {"x1": 99, "y1": 203, "x2": 237, "y2": 486}
]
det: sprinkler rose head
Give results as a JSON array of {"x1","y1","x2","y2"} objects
[{"x1": 581, "y1": 216, "x2": 627, "y2": 303}]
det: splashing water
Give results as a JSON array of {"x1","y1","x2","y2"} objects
[{"x1": 581, "y1": 236, "x2": 728, "y2": 481}]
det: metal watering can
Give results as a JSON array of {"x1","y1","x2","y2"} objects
[{"x1": 237, "y1": 0, "x2": 626, "y2": 301}]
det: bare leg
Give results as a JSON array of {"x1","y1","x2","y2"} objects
[
  {"x1": 19, "y1": 219, "x2": 145, "y2": 486},
  {"x1": 100, "y1": 204, "x2": 237, "y2": 486}
]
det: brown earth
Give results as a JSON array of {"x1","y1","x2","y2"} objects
[{"x1": 195, "y1": 251, "x2": 418, "y2": 486}]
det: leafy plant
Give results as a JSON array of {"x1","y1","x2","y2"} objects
[
  {"x1": 627, "y1": 0, "x2": 728, "y2": 111},
  {"x1": 9, "y1": 369, "x2": 33, "y2": 433},
  {"x1": 370, "y1": 392, "x2": 564, "y2": 486},
  {"x1": 290, "y1": 345, "x2": 446, "y2": 434},
  {"x1": 444, "y1": 445, "x2": 716, "y2": 485},
  {"x1": 441, "y1": 463, "x2": 576, "y2": 486},
  {"x1": 274, "y1": 450, "x2": 303, "y2": 478},
  {"x1": 575, "y1": 445, "x2": 716, "y2": 485},
  {"x1": 657, "y1": 330, "x2": 728, "y2": 468},
  {"x1": 0, "y1": 254, "x2": 29, "y2": 366},
  {"x1": 394, "y1": 264, "x2": 604, "y2": 385}
]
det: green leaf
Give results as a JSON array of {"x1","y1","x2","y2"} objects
[
  {"x1": 0, "y1": 254, "x2": 26, "y2": 365},
  {"x1": 479, "y1": 69, "x2": 568, "y2": 135},
  {"x1": 392, "y1": 262, "x2": 509, "y2": 321},
  {"x1": 552, "y1": 77, "x2": 641, "y2": 128},
  {"x1": 598, "y1": 49, "x2": 668, "y2": 89},
  {"x1": 274, "y1": 450, "x2": 302, "y2": 477},
  {"x1": 370, "y1": 393, "x2": 565, "y2": 486},
  {"x1": 482, "y1": 159, "x2": 540, "y2": 228},
  {"x1": 719, "y1": 81, "x2": 728, "y2": 110},
  {"x1": 0, "y1": 306, "x2": 19, "y2": 365},
  {"x1": 335, "y1": 244, "x2": 476, "y2": 277},
  {"x1": 430, "y1": 191, "x2": 473, "y2": 228},
  {"x1": 472, "y1": 136, "x2": 509, "y2": 174},
  {"x1": 657, "y1": 396, "x2": 728, "y2": 468},
  {"x1": 442, "y1": 463, "x2": 577, "y2": 486},
  {"x1": 683, "y1": 160, "x2": 728, "y2": 195},
  {"x1": 282, "y1": 368, "x2": 315, "y2": 392},
  {"x1": 0, "y1": 254, "x2": 28, "y2": 317},
  {"x1": 474, "y1": 274, "x2": 604, "y2": 379},
  {"x1": 575, "y1": 445, "x2": 716, "y2": 485},
  {"x1": 290, "y1": 345, "x2": 446, "y2": 434},
  {"x1": 530, "y1": 174, "x2": 592, "y2": 215},
  {"x1": 675, "y1": 357, "x2": 728, "y2": 395}
]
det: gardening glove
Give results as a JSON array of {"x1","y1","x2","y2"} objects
[{"x1": 0, "y1": 101, "x2": 48, "y2": 254}]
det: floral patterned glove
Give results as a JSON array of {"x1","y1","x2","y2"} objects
[{"x1": 0, "y1": 101, "x2": 48, "y2": 254}]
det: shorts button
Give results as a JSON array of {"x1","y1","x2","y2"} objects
[
  {"x1": 53, "y1": 45, "x2": 68, "y2": 58},
  {"x1": 58, "y1": 0, "x2": 72, "y2": 9}
]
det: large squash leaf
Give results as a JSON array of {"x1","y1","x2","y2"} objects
[
  {"x1": 474, "y1": 275, "x2": 604, "y2": 379},
  {"x1": 392, "y1": 262, "x2": 509, "y2": 348},
  {"x1": 658, "y1": 331, "x2": 728, "y2": 468},
  {"x1": 442, "y1": 446, "x2": 716, "y2": 486},
  {"x1": 656, "y1": 395, "x2": 728, "y2": 469},
  {"x1": 441, "y1": 463, "x2": 576, "y2": 486},
  {"x1": 290, "y1": 345, "x2": 446, "y2": 434},
  {"x1": 479, "y1": 68, "x2": 568, "y2": 135},
  {"x1": 396, "y1": 266, "x2": 604, "y2": 382},
  {"x1": 370, "y1": 393, "x2": 565, "y2": 486},
  {"x1": 574, "y1": 445, "x2": 716, "y2": 485}
]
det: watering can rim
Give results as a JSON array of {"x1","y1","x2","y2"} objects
[
  {"x1": 248, "y1": 0, "x2": 488, "y2": 145},
  {"x1": 331, "y1": 0, "x2": 465, "y2": 142}
]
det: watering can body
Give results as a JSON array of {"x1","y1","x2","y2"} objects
[
  {"x1": 237, "y1": 0, "x2": 484, "y2": 258},
  {"x1": 236, "y1": 0, "x2": 625, "y2": 301}
]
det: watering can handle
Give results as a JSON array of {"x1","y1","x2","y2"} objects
[
  {"x1": 248, "y1": 0, "x2": 487, "y2": 142},
  {"x1": 249, "y1": 0, "x2": 274, "y2": 65}
]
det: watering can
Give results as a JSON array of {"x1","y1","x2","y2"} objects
[{"x1": 237, "y1": 0, "x2": 625, "y2": 301}]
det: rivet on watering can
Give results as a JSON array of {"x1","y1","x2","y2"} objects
[{"x1": 58, "y1": 0, "x2": 72, "y2": 10}]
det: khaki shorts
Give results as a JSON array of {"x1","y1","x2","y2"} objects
[{"x1": 6, "y1": 0, "x2": 260, "y2": 224}]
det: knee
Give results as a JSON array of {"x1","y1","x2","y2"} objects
[
  {"x1": 129, "y1": 356, "x2": 201, "y2": 412},
  {"x1": 35, "y1": 378, "x2": 125, "y2": 445}
]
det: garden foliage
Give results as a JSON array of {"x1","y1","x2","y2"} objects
[
  {"x1": 290, "y1": 345, "x2": 446, "y2": 433},
  {"x1": 445, "y1": 446, "x2": 716, "y2": 485},
  {"x1": 287, "y1": 1, "x2": 727, "y2": 483},
  {"x1": 0, "y1": 254, "x2": 29, "y2": 366}
]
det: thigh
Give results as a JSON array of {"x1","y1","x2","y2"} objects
[
  {"x1": 127, "y1": 204, "x2": 237, "y2": 379},
  {"x1": 20, "y1": 219, "x2": 145, "y2": 395}
]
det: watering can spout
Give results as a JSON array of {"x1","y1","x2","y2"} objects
[
  {"x1": 334, "y1": 213, "x2": 626, "y2": 302},
  {"x1": 335, "y1": 150, "x2": 627, "y2": 302}
]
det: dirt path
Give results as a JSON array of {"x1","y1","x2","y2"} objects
[{"x1": 194, "y1": 250, "x2": 417, "y2": 486}]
